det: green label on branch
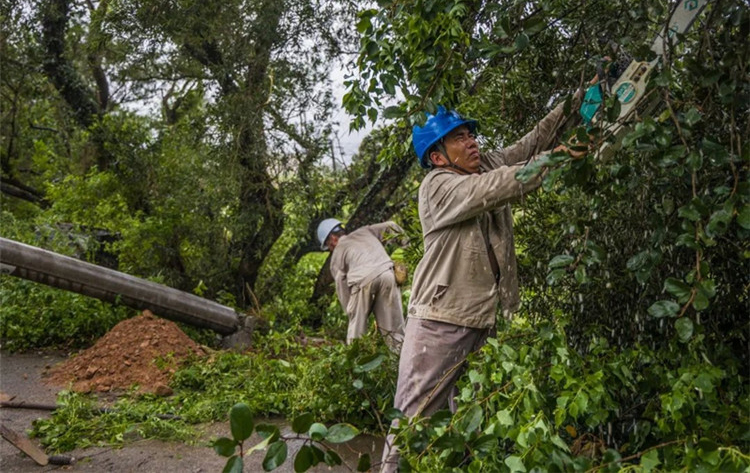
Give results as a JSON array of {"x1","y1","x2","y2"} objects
[{"x1": 616, "y1": 82, "x2": 637, "y2": 104}]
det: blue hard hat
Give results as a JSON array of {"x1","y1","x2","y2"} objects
[{"x1": 412, "y1": 106, "x2": 478, "y2": 169}]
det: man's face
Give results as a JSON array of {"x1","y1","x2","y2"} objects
[
  {"x1": 431, "y1": 125, "x2": 480, "y2": 174},
  {"x1": 326, "y1": 233, "x2": 340, "y2": 251}
]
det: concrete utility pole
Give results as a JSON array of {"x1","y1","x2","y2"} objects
[{"x1": 0, "y1": 237, "x2": 239, "y2": 335}]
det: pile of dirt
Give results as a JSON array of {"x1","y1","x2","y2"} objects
[{"x1": 45, "y1": 310, "x2": 206, "y2": 395}]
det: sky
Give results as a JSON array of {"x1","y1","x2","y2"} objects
[{"x1": 330, "y1": 62, "x2": 372, "y2": 164}]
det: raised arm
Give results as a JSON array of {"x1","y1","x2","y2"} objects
[
  {"x1": 365, "y1": 221, "x2": 404, "y2": 242},
  {"x1": 424, "y1": 165, "x2": 544, "y2": 231},
  {"x1": 483, "y1": 89, "x2": 583, "y2": 169}
]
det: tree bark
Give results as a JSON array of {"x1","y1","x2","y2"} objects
[
  {"x1": 230, "y1": 0, "x2": 286, "y2": 307},
  {"x1": 40, "y1": 0, "x2": 101, "y2": 128}
]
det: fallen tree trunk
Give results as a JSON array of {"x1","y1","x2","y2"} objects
[{"x1": 0, "y1": 237, "x2": 239, "y2": 335}]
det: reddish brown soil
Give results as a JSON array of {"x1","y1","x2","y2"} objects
[{"x1": 45, "y1": 310, "x2": 205, "y2": 395}]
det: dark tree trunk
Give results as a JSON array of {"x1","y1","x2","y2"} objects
[
  {"x1": 229, "y1": 0, "x2": 286, "y2": 308},
  {"x1": 40, "y1": 0, "x2": 101, "y2": 128},
  {"x1": 40, "y1": 0, "x2": 116, "y2": 172}
]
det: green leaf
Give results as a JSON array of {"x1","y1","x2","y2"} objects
[
  {"x1": 433, "y1": 432, "x2": 465, "y2": 451},
  {"x1": 472, "y1": 434, "x2": 498, "y2": 454},
  {"x1": 354, "y1": 353, "x2": 385, "y2": 373},
  {"x1": 325, "y1": 423, "x2": 359, "y2": 443},
  {"x1": 641, "y1": 449, "x2": 661, "y2": 471},
  {"x1": 523, "y1": 17, "x2": 546, "y2": 35},
  {"x1": 291, "y1": 413, "x2": 314, "y2": 434},
  {"x1": 497, "y1": 409, "x2": 513, "y2": 427},
  {"x1": 674, "y1": 317, "x2": 694, "y2": 342},
  {"x1": 456, "y1": 405, "x2": 483, "y2": 434},
  {"x1": 678, "y1": 203, "x2": 701, "y2": 221},
  {"x1": 356, "y1": 16, "x2": 371, "y2": 34},
  {"x1": 627, "y1": 251, "x2": 650, "y2": 271},
  {"x1": 693, "y1": 290, "x2": 709, "y2": 311},
  {"x1": 551, "y1": 434, "x2": 569, "y2": 451},
  {"x1": 546, "y1": 269, "x2": 566, "y2": 286},
  {"x1": 213, "y1": 437, "x2": 237, "y2": 457},
  {"x1": 574, "y1": 265, "x2": 587, "y2": 284},
  {"x1": 686, "y1": 150, "x2": 703, "y2": 171},
  {"x1": 664, "y1": 278, "x2": 691, "y2": 303},
  {"x1": 263, "y1": 440, "x2": 288, "y2": 471},
  {"x1": 697, "y1": 279, "x2": 716, "y2": 298},
  {"x1": 229, "y1": 403, "x2": 254, "y2": 442},
  {"x1": 648, "y1": 300, "x2": 680, "y2": 318},
  {"x1": 607, "y1": 98, "x2": 622, "y2": 122},
  {"x1": 549, "y1": 255, "x2": 575, "y2": 269},
  {"x1": 505, "y1": 455, "x2": 527, "y2": 472},
  {"x1": 294, "y1": 445, "x2": 314, "y2": 472},
  {"x1": 384, "y1": 408, "x2": 405, "y2": 421},
  {"x1": 383, "y1": 106, "x2": 403, "y2": 119},
  {"x1": 586, "y1": 242, "x2": 607, "y2": 263},
  {"x1": 706, "y1": 209, "x2": 732, "y2": 237},
  {"x1": 737, "y1": 205, "x2": 750, "y2": 229},
  {"x1": 500, "y1": 44, "x2": 518, "y2": 54},
  {"x1": 574, "y1": 391, "x2": 589, "y2": 414},
  {"x1": 383, "y1": 79, "x2": 396, "y2": 96},
  {"x1": 697, "y1": 438, "x2": 718, "y2": 453},
  {"x1": 694, "y1": 373, "x2": 716, "y2": 392},
  {"x1": 256, "y1": 424, "x2": 280, "y2": 442},
  {"x1": 308, "y1": 423, "x2": 328, "y2": 441},
  {"x1": 515, "y1": 33, "x2": 529, "y2": 51},
  {"x1": 357, "y1": 453, "x2": 372, "y2": 472},
  {"x1": 324, "y1": 450, "x2": 342, "y2": 467},
  {"x1": 310, "y1": 444, "x2": 325, "y2": 464},
  {"x1": 223, "y1": 455, "x2": 243, "y2": 473},
  {"x1": 684, "y1": 107, "x2": 702, "y2": 126},
  {"x1": 429, "y1": 410, "x2": 453, "y2": 428}
]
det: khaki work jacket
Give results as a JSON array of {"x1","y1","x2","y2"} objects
[
  {"x1": 408, "y1": 94, "x2": 580, "y2": 328},
  {"x1": 330, "y1": 222, "x2": 403, "y2": 313}
]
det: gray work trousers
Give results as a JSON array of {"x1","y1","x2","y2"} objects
[
  {"x1": 380, "y1": 318, "x2": 493, "y2": 472},
  {"x1": 347, "y1": 269, "x2": 405, "y2": 353}
]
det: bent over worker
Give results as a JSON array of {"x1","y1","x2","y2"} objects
[
  {"x1": 380, "y1": 90, "x2": 584, "y2": 472},
  {"x1": 317, "y1": 219, "x2": 406, "y2": 353}
]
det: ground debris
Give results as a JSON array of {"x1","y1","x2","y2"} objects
[{"x1": 45, "y1": 310, "x2": 205, "y2": 395}]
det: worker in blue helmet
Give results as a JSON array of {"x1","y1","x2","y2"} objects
[
  {"x1": 380, "y1": 92, "x2": 587, "y2": 471},
  {"x1": 316, "y1": 218, "x2": 406, "y2": 353},
  {"x1": 412, "y1": 106, "x2": 479, "y2": 172}
]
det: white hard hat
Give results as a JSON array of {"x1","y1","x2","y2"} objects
[{"x1": 316, "y1": 218, "x2": 343, "y2": 250}]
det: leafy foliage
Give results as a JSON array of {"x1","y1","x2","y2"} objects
[
  {"x1": 390, "y1": 317, "x2": 749, "y2": 472},
  {"x1": 348, "y1": 0, "x2": 749, "y2": 471},
  {"x1": 32, "y1": 390, "x2": 197, "y2": 452},
  {"x1": 212, "y1": 402, "x2": 360, "y2": 472},
  {"x1": 31, "y1": 333, "x2": 397, "y2": 453}
]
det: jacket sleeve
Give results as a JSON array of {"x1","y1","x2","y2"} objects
[
  {"x1": 483, "y1": 89, "x2": 584, "y2": 169},
  {"x1": 330, "y1": 253, "x2": 351, "y2": 313},
  {"x1": 365, "y1": 221, "x2": 404, "y2": 242},
  {"x1": 424, "y1": 164, "x2": 544, "y2": 230}
]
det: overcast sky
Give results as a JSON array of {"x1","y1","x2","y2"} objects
[{"x1": 330, "y1": 62, "x2": 372, "y2": 164}]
